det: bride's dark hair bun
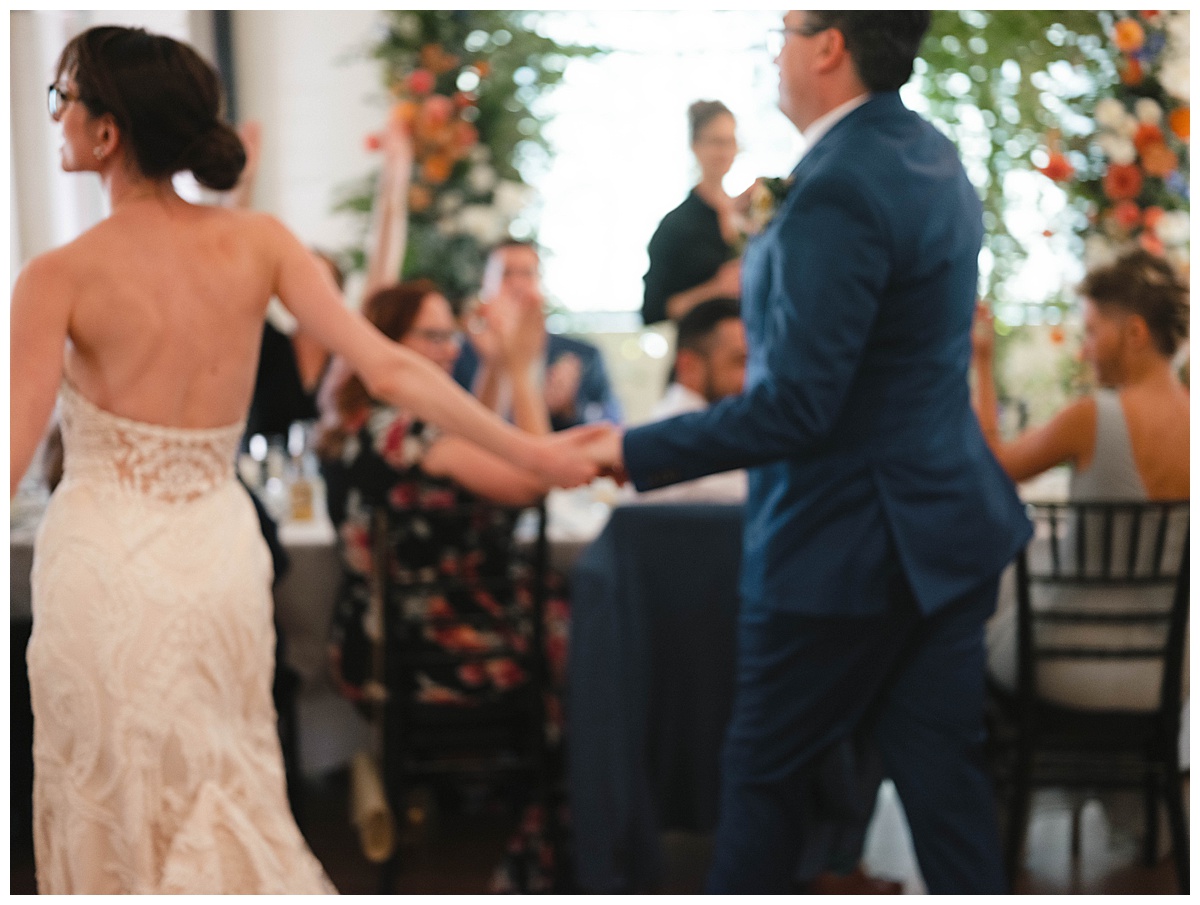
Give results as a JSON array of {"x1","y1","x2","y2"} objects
[
  {"x1": 56, "y1": 25, "x2": 245, "y2": 190},
  {"x1": 182, "y1": 122, "x2": 246, "y2": 191}
]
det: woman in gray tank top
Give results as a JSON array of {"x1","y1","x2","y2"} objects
[{"x1": 971, "y1": 248, "x2": 1189, "y2": 711}]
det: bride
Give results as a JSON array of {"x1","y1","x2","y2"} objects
[{"x1": 10, "y1": 25, "x2": 606, "y2": 894}]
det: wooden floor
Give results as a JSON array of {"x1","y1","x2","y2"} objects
[{"x1": 10, "y1": 770, "x2": 1184, "y2": 894}]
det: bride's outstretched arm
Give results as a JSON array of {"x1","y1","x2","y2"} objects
[
  {"x1": 269, "y1": 218, "x2": 606, "y2": 488},
  {"x1": 10, "y1": 254, "x2": 70, "y2": 497}
]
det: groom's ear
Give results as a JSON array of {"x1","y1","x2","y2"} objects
[{"x1": 813, "y1": 26, "x2": 849, "y2": 75}]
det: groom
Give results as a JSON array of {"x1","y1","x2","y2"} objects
[{"x1": 592, "y1": 11, "x2": 1031, "y2": 894}]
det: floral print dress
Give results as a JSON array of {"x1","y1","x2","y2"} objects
[{"x1": 323, "y1": 404, "x2": 569, "y2": 709}]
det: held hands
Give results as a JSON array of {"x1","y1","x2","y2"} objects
[
  {"x1": 531, "y1": 423, "x2": 609, "y2": 489},
  {"x1": 529, "y1": 422, "x2": 626, "y2": 490}
]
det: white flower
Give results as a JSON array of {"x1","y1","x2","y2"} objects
[
  {"x1": 1156, "y1": 211, "x2": 1190, "y2": 247},
  {"x1": 467, "y1": 164, "x2": 497, "y2": 195},
  {"x1": 1096, "y1": 133, "x2": 1137, "y2": 166},
  {"x1": 1116, "y1": 112, "x2": 1139, "y2": 138},
  {"x1": 1134, "y1": 98, "x2": 1163, "y2": 124},
  {"x1": 435, "y1": 217, "x2": 459, "y2": 237},
  {"x1": 1163, "y1": 10, "x2": 1190, "y2": 50},
  {"x1": 492, "y1": 180, "x2": 532, "y2": 219},
  {"x1": 1159, "y1": 58, "x2": 1190, "y2": 103},
  {"x1": 393, "y1": 13, "x2": 420, "y2": 41},
  {"x1": 469, "y1": 145, "x2": 491, "y2": 165},
  {"x1": 1083, "y1": 234, "x2": 1117, "y2": 268},
  {"x1": 456, "y1": 204, "x2": 507, "y2": 245},
  {"x1": 1094, "y1": 97, "x2": 1128, "y2": 130},
  {"x1": 437, "y1": 190, "x2": 464, "y2": 216}
]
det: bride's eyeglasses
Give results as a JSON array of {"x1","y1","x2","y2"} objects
[{"x1": 47, "y1": 83, "x2": 80, "y2": 121}]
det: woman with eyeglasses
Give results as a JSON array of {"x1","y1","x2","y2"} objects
[
  {"x1": 314, "y1": 276, "x2": 564, "y2": 719},
  {"x1": 642, "y1": 99, "x2": 749, "y2": 326},
  {"x1": 12, "y1": 25, "x2": 604, "y2": 894}
]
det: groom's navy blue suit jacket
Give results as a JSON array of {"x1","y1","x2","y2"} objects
[{"x1": 625, "y1": 91, "x2": 1031, "y2": 617}]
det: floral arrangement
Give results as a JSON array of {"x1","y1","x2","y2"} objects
[
  {"x1": 1037, "y1": 10, "x2": 1190, "y2": 274},
  {"x1": 339, "y1": 11, "x2": 598, "y2": 304},
  {"x1": 744, "y1": 176, "x2": 795, "y2": 237}
]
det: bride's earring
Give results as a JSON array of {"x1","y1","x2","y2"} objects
[{"x1": 93, "y1": 147, "x2": 105, "y2": 160}]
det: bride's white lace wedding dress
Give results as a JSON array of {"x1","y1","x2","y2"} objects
[{"x1": 27, "y1": 380, "x2": 335, "y2": 894}]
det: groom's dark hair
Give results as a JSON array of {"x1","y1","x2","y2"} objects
[{"x1": 807, "y1": 11, "x2": 931, "y2": 93}]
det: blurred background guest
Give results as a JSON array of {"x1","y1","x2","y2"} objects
[
  {"x1": 973, "y1": 247, "x2": 1189, "y2": 709},
  {"x1": 632, "y1": 297, "x2": 748, "y2": 504},
  {"x1": 455, "y1": 239, "x2": 623, "y2": 431},
  {"x1": 642, "y1": 100, "x2": 746, "y2": 326},
  {"x1": 314, "y1": 278, "x2": 558, "y2": 702},
  {"x1": 972, "y1": 247, "x2": 1189, "y2": 503}
]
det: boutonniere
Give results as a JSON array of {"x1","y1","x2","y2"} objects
[{"x1": 746, "y1": 176, "x2": 795, "y2": 235}]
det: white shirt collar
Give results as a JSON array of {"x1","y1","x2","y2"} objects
[
  {"x1": 798, "y1": 92, "x2": 870, "y2": 161},
  {"x1": 649, "y1": 382, "x2": 708, "y2": 422}
]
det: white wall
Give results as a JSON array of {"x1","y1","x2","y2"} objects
[{"x1": 231, "y1": 10, "x2": 385, "y2": 291}]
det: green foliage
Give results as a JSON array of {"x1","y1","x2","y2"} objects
[
  {"x1": 921, "y1": 11, "x2": 1114, "y2": 307},
  {"x1": 336, "y1": 11, "x2": 599, "y2": 304}
]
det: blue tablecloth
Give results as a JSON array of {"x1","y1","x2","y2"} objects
[{"x1": 567, "y1": 503, "x2": 744, "y2": 892}]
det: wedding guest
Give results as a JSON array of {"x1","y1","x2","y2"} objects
[
  {"x1": 972, "y1": 248, "x2": 1188, "y2": 501},
  {"x1": 972, "y1": 248, "x2": 1189, "y2": 709},
  {"x1": 454, "y1": 239, "x2": 623, "y2": 431},
  {"x1": 11, "y1": 24, "x2": 602, "y2": 894},
  {"x1": 642, "y1": 100, "x2": 747, "y2": 326},
  {"x1": 315, "y1": 278, "x2": 565, "y2": 707},
  {"x1": 632, "y1": 298, "x2": 748, "y2": 503}
]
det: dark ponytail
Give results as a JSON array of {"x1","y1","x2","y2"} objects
[{"x1": 56, "y1": 26, "x2": 245, "y2": 189}]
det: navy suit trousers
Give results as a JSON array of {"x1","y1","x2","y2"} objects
[{"x1": 706, "y1": 571, "x2": 1006, "y2": 894}]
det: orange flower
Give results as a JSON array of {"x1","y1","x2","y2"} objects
[
  {"x1": 453, "y1": 121, "x2": 479, "y2": 150},
  {"x1": 418, "y1": 44, "x2": 458, "y2": 75},
  {"x1": 1111, "y1": 199, "x2": 1142, "y2": 230},
  {"x1": 1038, "y1": 151, "x2": 1075, "y2": 182},
  {"x1": 1143, "y1": 206, "x2": 1166, "y2": 231},
  {"x1": 1140, "y1": 142, "x2": 1178, "y2": 177},
  {"x1": 421, "y1": 154, "x2": 454, "y2": 185},
  {"x1": 1120, "y1": 57, "x2": 1144, "y2": 86},
  {"x1": 1139, "y1": 232, "x2": 1165, "y2": 257},
  {"x1": 363, "y1": 132, "x2": 381, "y2": 152},
  {"x1": 1113, "y1": 18, "x2": 1146, "y2": 53},
  {"x1": 474, "y1": 61, "x2": 491, "y2": 78},
  {"x1": 422, "y1": 94, "x2": 454, "y2": 126},
  {"x1": 408, "y1": 184, "x2": 433, "y2": 213},
  {"x1": 1168, "y1": 106, "x2": 1190, "y2": 141},
  {"x1": 1103, "y1": 163, "x2": 1143, "y2": 200},
  {"x1": 406, "y1": 68, "x2": 436, "y2": 95},
  {"x1": 1133, "y1": 122, "x2": 1164, "y2": 154},
  {"x1": 1049, "y1": 325, "x2": 1066, "y2": 346},
  {"x1": 390, "y1": 100, "x2": 418, "y2": 126}
]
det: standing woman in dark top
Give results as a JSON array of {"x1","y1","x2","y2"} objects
[{"x1": 642, "y1": 100, "x2": 746, "y2": 326}]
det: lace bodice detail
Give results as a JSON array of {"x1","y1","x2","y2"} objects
[{"x1": 59, "y1": 381, "x2": 243, "y2": 504}]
